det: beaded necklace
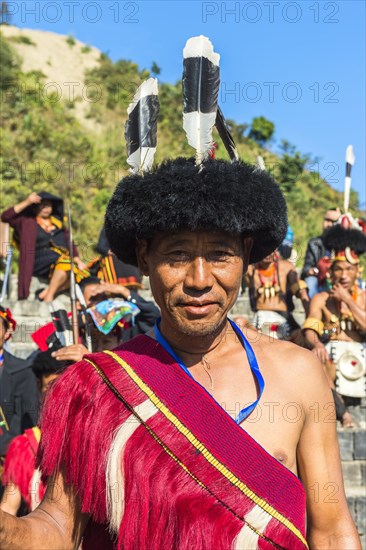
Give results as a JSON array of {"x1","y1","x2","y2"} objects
[{"x1": 256, "y1": 261, "x2": 281, "y2": 299}]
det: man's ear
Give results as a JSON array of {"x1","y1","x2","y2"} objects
[
  {"x1": 136, "y1": 240, "x2": 149, "y2": 276},
  {"x1": 242, "y1": 237, "x2": 253, "y2": 272}
]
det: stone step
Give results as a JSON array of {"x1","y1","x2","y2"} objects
[
  {"x1": 6, "y1": 341, "x2": 38, "y2": 359},
  {"x1": 342, "y1": 460, "x2": 366, "y2": 488},
  {"x1": 5, "y1": 300, "x2": 58, "y2": 318},
  {"x1": 337, "y1": 428, "x2": 366, "y2": 461},
  {"x1": 11, "y1": 317, "x2": 51, "y2": 344},
  {"x1": 347, "y1": 492, "x2": 365, "y2": 542}
]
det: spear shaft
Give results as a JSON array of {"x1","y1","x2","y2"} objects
[{"x1": 67, "y1": 202, "x2": 79, "y2": 345}]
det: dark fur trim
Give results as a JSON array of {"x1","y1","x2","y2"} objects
[
  {"x1": 105, "y1": 158, "x2": 287, "y2": 265},
  {"x1": 323, "y1": 225, "x2": 366, "y2": 256},
  {"x1": 32, "y1": 350, "x2": 69, "y2": 379}
]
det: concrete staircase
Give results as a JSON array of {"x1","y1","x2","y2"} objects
[
  {"x1": 2, "y1": 275, "x2": 365, "y2": 543},
  {"x1": 338, "y1": 415, "x2": 366, "y2": 548}
]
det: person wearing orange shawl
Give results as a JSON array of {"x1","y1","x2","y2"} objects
[{"x1": 0, "y1": 37, "x2": 360, "y2": 550}]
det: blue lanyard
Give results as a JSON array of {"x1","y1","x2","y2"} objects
[{"x1": 153, "y1": 319, "x2": 265, "y2": 424}]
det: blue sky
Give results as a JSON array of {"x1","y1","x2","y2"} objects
[{"x1": 9, "y1": 0, "x2": 365, "y2": 207}]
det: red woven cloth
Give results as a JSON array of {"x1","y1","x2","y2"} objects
[{"x1": 38, "y1": 336, "x2": 308, "y2": 550}]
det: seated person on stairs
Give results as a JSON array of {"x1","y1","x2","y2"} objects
[
  {"x1": 303, "y1": 222, "x2": 366, "y2": 428},
  {"x1": 244, "y1": 250, "x2": 309, "y2": 343}
]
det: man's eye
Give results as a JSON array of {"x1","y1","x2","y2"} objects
[
  {"x1": 208, "y1": 251, "x2": 232, "y2": 261},
  {"x1": 168, "y1": 251, "x2": 190, "y2": 260}
]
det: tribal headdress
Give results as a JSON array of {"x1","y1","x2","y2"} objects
[
  {"x1": 323, "y1": 145, "x2": 366, "y2": 264},
  {"x1": 323, "y1": 224, "x2": 366, "y2": 265},
  {"x1": 0, "y1": 305, "x2": 16, "y2": 338},
  {"x1": 105, "y1": 36, "x2": 287, "y2": 265}
]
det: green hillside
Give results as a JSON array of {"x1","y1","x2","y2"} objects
[{"x1": 0, "y1": 31, "x2": 361, "y2": 264}]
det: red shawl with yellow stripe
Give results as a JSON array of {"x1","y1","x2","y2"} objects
[{"x1": 38, "y1": 335, "x2": 308, "y2": 549}]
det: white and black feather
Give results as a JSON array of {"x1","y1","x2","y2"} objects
[
  {"x1": 256, "y1": 155, "x2": 266, "y2": 171},
  {"x1": 125, "y1": 78, "x2": 159, "y2": 174},
  {"x1": 215, "y1": 106, "x2": 239, "y2": 162},
  {"x1": 183, "y1": 36, "x2": 220, "y2": 165},
  {"x1": 344, "y1": 145, "x2": 355, "y2": 212}
]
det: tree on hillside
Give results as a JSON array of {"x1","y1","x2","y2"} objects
[
  {"x1": 0, "y1": 33, "x2": 19, "y2": 87},
  {"x1": 277, "y1": 140, "x2": 309, "y2": 191},
  {"x1": 151, "y1": 62, "x2": 161, "y2": 77},
  {"x1": 0, "y1": 2, "x2": 11, "y2": 25},
  {"x1": 248, "y1": 116, "x2": 275, "y2": 145}
]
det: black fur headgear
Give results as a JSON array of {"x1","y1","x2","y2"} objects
[
  {"x1": 105, "y1": 157, "x2": 287, "y2": 265},
  {"x1": 323, "y1": 224, "x2": 366, "y2": 263}
]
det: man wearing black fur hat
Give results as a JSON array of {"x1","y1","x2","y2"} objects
[
  {"x1": 0, "y1": 36, "x2": 360, "y2": 549},
  {"x1": 0, "y1": 159, "x2": 360, "y2": 550},
  {"x1": 303, "y1": 222, "x2": 366, "y2": 426}
]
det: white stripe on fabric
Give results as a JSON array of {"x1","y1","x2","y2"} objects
[
  {"x1": 233, "y1": 505, "x2": 273, "y2": 550},
  {"x1": 106, "y1": 399, "x2": 158, "y2": 533}
]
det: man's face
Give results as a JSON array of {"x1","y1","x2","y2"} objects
[
  {"x1": 137, "y1": 230, "x2": 252, "y2": 339},
  {"x1": 0, "y1": 320, "x2": 10, "y2": 349},
  {"x1": 323, "y1": 209, "x2": 340, "y2": 230},
  {"x1": 0, "y1": 320, "x2": 6, "y2": 349},
  {"x1": 331, "y1": 260, "x2": 358, "y2": 290},
  {"x1": 82, "y1": 284, "x2": 107, "y2": 308}
]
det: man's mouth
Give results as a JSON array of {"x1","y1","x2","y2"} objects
[{"x1": 178, "y1": 301, "x2": 218, "y2": 316}]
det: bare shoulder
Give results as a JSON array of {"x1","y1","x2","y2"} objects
[
  {"x1": 311, "y1": 290, "x2": 328, "y2": 306},
  {"x1": 249, "y1": 331, "x2": 328, "y2": 401},
  {"x1": 279, "y1": 259, "x2": 295, "y2": 273}
]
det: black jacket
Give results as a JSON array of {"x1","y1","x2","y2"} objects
[
  {"x1": 301, "y1": 236, "x2": 325, "y2": 279},
  {"x1": 0, "y1": 349, "x2": 39, "y2": 456}
]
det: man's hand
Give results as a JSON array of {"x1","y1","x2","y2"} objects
[
  {"x1": 329, "y1": 283, "x2": 352, "y2": 304},
  {"x1": 311, "y1": 342, "x2": 330, "y2": 364},
  {"x1": 52, "y1": 344, "x2": 88, "y2": 363},
  {"x1": 88, "y1": 281, "x2": 130, "y2": 300}
]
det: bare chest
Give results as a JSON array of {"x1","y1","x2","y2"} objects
[
  {"x1": 253, "y1": 269, "x2": 288, "y2": 312},
  {"x1": 324, "y1": 298, "x2": 364, "y2": 342},
  {"x1": 189, "y1": 360, "x2": 303, "y2": 474}
]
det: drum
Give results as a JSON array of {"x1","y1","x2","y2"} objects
[
  {"x1": 326, "y1": 341, "x2": 366, "y2": 398},
  {"x1": 252, "y1": 311, "x2": 291, "y2": 340}
]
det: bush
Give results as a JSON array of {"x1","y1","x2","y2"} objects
[
  {"x1": 9, "y1": 35, "x2": 35, "y2": 45},
  {"x1": 0, "y1": 32, "x2": 20, "y2": 89},
  {"x1": 66, "y1": 35, "x2": 76, "y2": 47},
  {"x1": 81, "y1": 45, "x2": 91, "y2": 54}
]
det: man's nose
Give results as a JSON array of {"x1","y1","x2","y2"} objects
[{"x1": 185, "y1": 257, "x2": 214, "y2": 291}]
